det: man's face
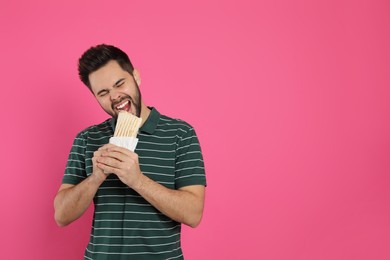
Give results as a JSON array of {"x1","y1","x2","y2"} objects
[{"x1": 89, "y1": 60, "x2": 142, "y2": 118}]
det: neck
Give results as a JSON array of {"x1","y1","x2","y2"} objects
[{"x1": 139, "y1": 102, "x2": 151, "y2": 127}]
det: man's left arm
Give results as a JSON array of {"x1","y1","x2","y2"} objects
[{"x1": 133, "y1": 175, "x2": 205, "y2": 228}]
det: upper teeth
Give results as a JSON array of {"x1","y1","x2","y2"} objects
[{"x1": 116, "y1": 100, "x2": 129, "y2": 109}]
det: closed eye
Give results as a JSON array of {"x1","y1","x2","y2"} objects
[
  {"x1": 97, "y1": 90, "x2": 109, "y2": 97},
  {"x1": 115, "y1": 79, "x2": 125, "y2": 88},
  {"x1": 115, "y1": 82, "x2": 124, "y2": 88}
]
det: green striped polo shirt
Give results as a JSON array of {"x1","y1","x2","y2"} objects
[{"x1": 62, "y1": 107, "x2": 206, "y2": 260}]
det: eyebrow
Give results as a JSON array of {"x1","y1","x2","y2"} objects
[{"x1": 96, "y1": 78, "x2": 125, "y2": 96}]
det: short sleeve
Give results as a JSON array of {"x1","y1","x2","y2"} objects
[
  {"x1": 62, "y1": 131, "x2": 88, "y2": 185},
  {"x1": 175, "y1": 127, "x2": 206, "y2": 189}
]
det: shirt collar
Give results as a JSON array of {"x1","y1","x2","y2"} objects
[{"x1": 109, "y1": 107, "x2": 160, "y2": 135}]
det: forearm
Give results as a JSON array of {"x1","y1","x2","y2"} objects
[
  {"x1": 133, "y1": 174, "x2": 205, "y2": 228},
  {"x1": 54, "y1": 174, "x2": 104, "y2": 227}
]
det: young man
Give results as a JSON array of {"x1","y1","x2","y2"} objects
[{"x1": 54, "y1": 44, "x2": 206, "y2": 259}]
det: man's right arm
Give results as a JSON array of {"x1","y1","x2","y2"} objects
[{"x1": 54, "y1": 156, "x2": 108, "y2": 227}]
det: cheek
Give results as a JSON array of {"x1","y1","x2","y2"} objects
[{"x1": 97, "y1": 98, "x2": 112, "y2": 110}]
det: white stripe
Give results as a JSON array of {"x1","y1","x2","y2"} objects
[
  {"x1": 176, "y1": 173, "x2": 205, "y2": 179},
  {"x1": 94, "y1": 211, "x2": 164, "y2": 215},
  {"x1": 136, "y1": 148, "x2": 175, "y2": 153},
  {"x1": 67, "y1": 159, "x2": 85, "y2": 163},
  {"x1": 66, "y1": 166, "x2": 85, "y2": 171},
  {"x1": 85, "y1": 245, "x2": 181, "y2": 255},
  {"x1": 95, "y1": 219, "x2": 172, "y2": 223},
  {"x1": 140, "y1": 163, "x2": 174, "y2": 169},
  {"x1": 88, "y1": 129, "x2": 112, "y2": 135},
  {"x1": 177, "y1": 151, "x2": 202, "y2": 157},
  {"x1": 143, "y1": 171, "x2": 174, "y2": 177},
  {"x1": 154, "y1": 128, "x2": 178, "y2": 132},
  {"x1": 88, "y1": 239, "x2": 180, "y2": 247},
  {"x1": 176, "y1": 158, "x2": 204, "y2": 165},
  {"x1": 176, "y1": 166, "x2": 204, "y2": 172},
  {"x1": 140, "y1": 156, "x2": 174, "y2": 161},
  {"x1": 138, "y1": 140, "x2": 175, "y2": 145},
  {"x1": 177, "y1": 143, "x2": 199, "y2": 151},
  {"x1": 71, "y1": 144, "x2": 86, "y2": 149},
  {"x1": 64, "y1": 174, "x2": 84, "y2": 179},
  {"x1": 91, "y1": 233, "x2": 179, "y2": 239},
  {"x1": 69, "y1": 152, "x2": 85, "y2": 156},
  {"x1": 87, "y1": 143, "x2": 103, "y2": 147},
  {"x1": 95, "y1": 194, "x2": 141, "y2": 198},
  {"x1": 92, "y1": 225, "x2": 180, "y2": 231},
  {"x1": 95, "y1": 202, "x2": 151, "y2": 207},
  {"x1": 88, "y1": 136, "x2": 110, "y2": 141},
  {"x1": 138, "y1": 133, "x2": 179, "y2": 139}
]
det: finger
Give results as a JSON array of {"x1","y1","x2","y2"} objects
[
  {"x1": 93, "y1": 150, "x2": 102, "y2": 158},
  {"x1": 97, "y1": 161, "x2": 121, "y2": 175},
  {"x1": 104, "y1": 145, "x2": 134, "y2": 156},
  {"x1": 97, "y1": 155, "x2": 123, "y2": 169},
  {"x1": 101, "y1": 150, "x2": 134, "y2": 163},
  {"x1": 98, "y1": 144, "x2": 133, "y2": 158}
]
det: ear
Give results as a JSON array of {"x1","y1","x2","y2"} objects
[{"x1": 133, "y1": 69, "x2": 141, "y2": 86}]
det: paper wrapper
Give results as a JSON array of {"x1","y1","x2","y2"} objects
[{"x1": 109, "y1": 136, "x2": 139, "y2": 152}]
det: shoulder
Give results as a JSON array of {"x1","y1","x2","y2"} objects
[
  {"x1": 156, "y1": 113, "x2": 201, "y2": 146},
  {"x1": 158, "y1": 113, "x2": 195, "y2": 133},
  {"x1": 75, "y1": 118, "x2": 113, "y2": 139}
]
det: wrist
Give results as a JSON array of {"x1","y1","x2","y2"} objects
[
  {"x1": 90, "y1": 171, "x2": 107, "y2": 186},
  {"x1": 132, "y1": 172, "x2": 146, "y2": 192}
]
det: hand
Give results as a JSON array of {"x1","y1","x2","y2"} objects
[
  {"x1": 92, "y1": 150, "x2": 111, "y2": 182},
  {"x1": 95, "y1": 144, "x2": 142, "y2": 188}
]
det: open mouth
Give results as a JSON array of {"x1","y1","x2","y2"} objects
[{"x1": 114, "y1": 99, "x2": 131, "y2": 112}]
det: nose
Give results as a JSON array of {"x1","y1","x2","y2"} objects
[{"x1": 110, "y1": 89, "x2": 121, "y2": 101}]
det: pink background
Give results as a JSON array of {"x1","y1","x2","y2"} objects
[{"x1": 1, "y1": 0, "x2": 389, "y2": 259}]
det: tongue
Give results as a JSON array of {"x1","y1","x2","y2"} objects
[{"x1": 119, "y1": 102, "x2": 131, "y2": 112}]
